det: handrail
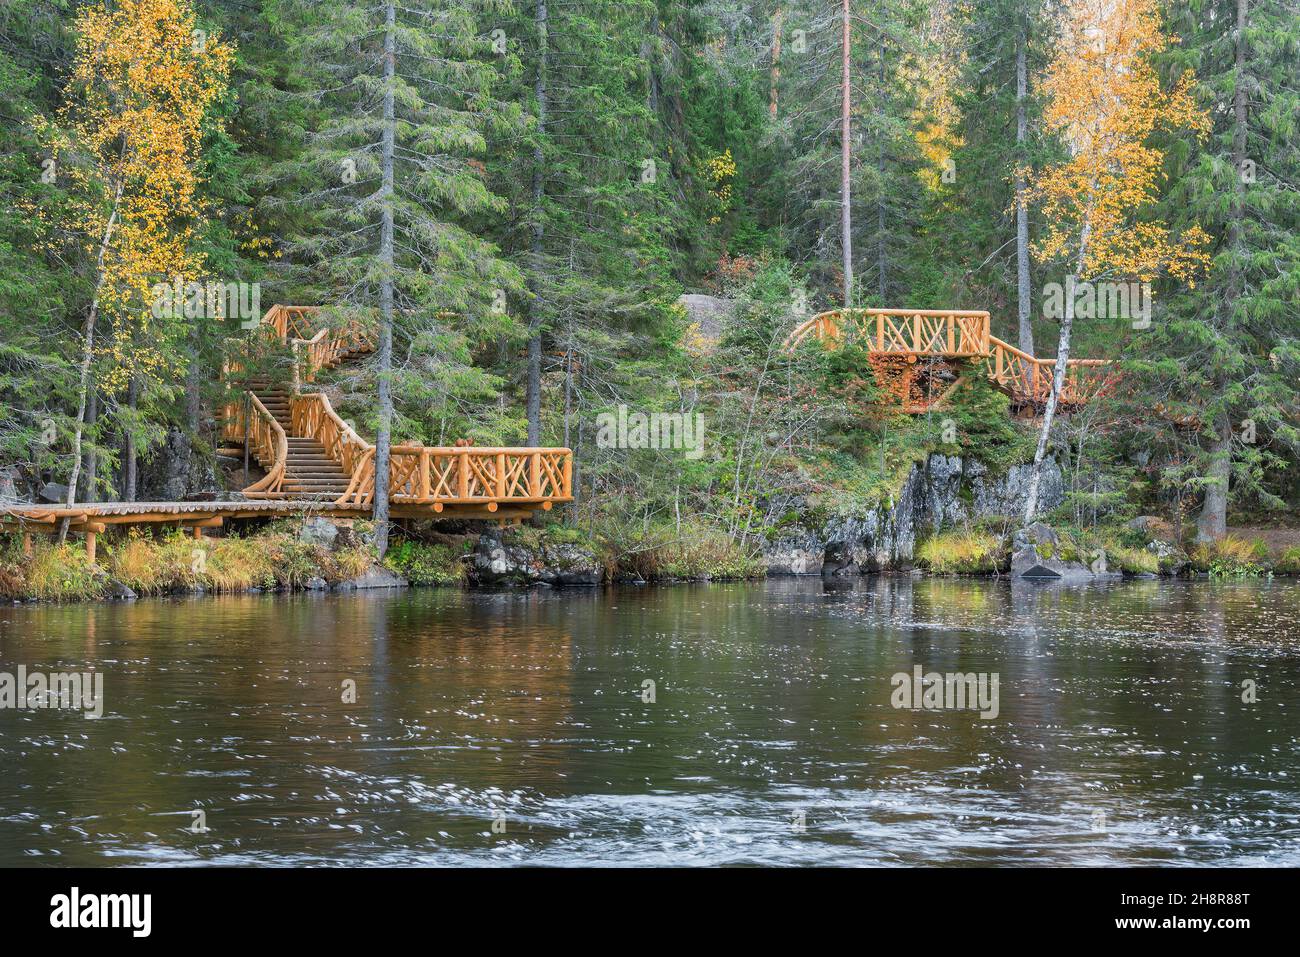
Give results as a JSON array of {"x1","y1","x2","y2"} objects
[
  {"x1": 290, "y1": 392, "x2": 376, "y2": 507},
  {"x1": 237, "y1": 393, "x2": 288, "y2": 496},
  {"x1": 785, "y1": 308, "x2": 991, "y2": 356},
  {"x1": 225, "y1": 303, "x2": 573, "y2": 510},
  {"x1": 784, "y1": 308, "x2": 1115, "y2": 408},
  {"x1": 387, "y1": 444, "x2": 573, "y2": 506}
]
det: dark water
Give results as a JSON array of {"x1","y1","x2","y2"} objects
[{"x1": 1, "y1": 577, "x2": 1297, "y2": 866}]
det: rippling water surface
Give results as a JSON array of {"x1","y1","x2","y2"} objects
[{"x1": 1, "y1": 577, "x2": 1297, "y2": 866}]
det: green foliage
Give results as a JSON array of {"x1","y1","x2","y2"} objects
[{"x1": 383, "y1": 539, "x2": 467, "y2": 586}]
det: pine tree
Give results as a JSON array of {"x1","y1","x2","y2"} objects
[
  {"x1": 269, "y1": 0, "x2": 523, "y2": 556},
  {"x1": 1142, "y1": 0, "x2": 1300, "y2": 539}
]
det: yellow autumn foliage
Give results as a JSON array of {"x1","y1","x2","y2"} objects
[
  {"x1": 1029, "y1": 0, "x2": 1211, "y2": 283},
  {"x1": 49, "y1": 0, "x2": 233, "y2": 390}
]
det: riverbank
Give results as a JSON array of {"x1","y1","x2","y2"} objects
[{"x1": 2, "y1": 507, "x2": 1296, "y2": 604}]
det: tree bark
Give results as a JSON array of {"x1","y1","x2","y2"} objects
[
  {"x1": 1023, "y1": 227, "x2": 1089, "y2": 523},
  {"x1": 770, "y1": 8, "x2": 783, "y2": 118},
  {"x1": 59, "y1": 179, "x2": 122, "y2": 543},
  {"x1": 1196, "y1": 0, "x2": 1249, "y2": 542},
  {"x1": 840, "y1": 0, "x2": 852, "y2": 308},
  {"x1": 1015, "y1": 19, "x2": 1034, "y2": 355},
  {"x1": 372, "y1": 0, "x2": 397, "y2": 558},
  {"x1": 525, "y1": 0, "x2": 548, "y2": 447},
  {"x1": 81, "y1": 387, "x2": 97, "y2": 504},
  {"x1": 123, "y1": 376, "x2": 138, "y2": 502},
  {"x1": 876, "y1": 39, "x2": 887, "y2": 300}
]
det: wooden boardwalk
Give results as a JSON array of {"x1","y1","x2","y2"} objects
[
  {"x1": 783, "y1": 308, "x2": 1115, "y2": 412},
  {"x1": 3, "y1": 303, "x2": 573, "y2": 557}
]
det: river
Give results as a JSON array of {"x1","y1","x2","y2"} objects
[{"x1": 1, "y1": 577, "x2": 1297, "y2": 866}]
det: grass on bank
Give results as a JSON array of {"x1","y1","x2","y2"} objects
[
  {"x1": 0, "y1": 524, "x2": 376, "y2": 601},
  {"x1": 603, "y1": 522, "x2": 766, "y2": 581},
  {"x1": 1187, "y1": 535, "x2": 1270, "y2": 578},
  {"x1": 915, "y1": 529, "x2": 1005, "y2": 575}
]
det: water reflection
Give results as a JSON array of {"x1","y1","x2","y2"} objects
[{"x1": 1, "y1": 577, "x2": 1297, "y2": 866}]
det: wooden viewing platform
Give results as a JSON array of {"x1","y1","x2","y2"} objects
[
  {"x1": 3, "y1": 303, "x2": 573, "y2": 558},
  {"x1": 783, "y1": 308, "x2": 1115, "y2": 413}
]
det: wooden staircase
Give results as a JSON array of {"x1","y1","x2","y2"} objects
[
  {"x1": 246, "y1": 379, "x2": 352, "y2": 500},
  {"x1": 221, "y1": 305, "x2": 574, "y2": 518}
]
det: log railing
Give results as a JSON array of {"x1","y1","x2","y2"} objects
[
  {"x1": 387, "y1": 444, "x2": 573, "y2": 508},
  {"x1": 784, "y1": 308, "x2": 992, "y2": 357},
  {"x1": 783, "y1": 308, "x2": 1114, "y2": 408},
  {"x1": 225, "y1": 304, "x2": 574, "y2": 511},
  {"x1": 229, "y1": 393, "x2": 288, "y2": 497},
  {"x1": 985, "y1": 335, "x2": 1114, "y2": 407}
]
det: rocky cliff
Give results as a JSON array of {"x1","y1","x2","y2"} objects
[{"x1": 764, "y1": 453, "x2": 1065, "y2": 575}]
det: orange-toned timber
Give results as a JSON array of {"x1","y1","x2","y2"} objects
[
  {"x1": 223, "y1": 304, "x2": 573, "y2": 513},
  {"x1": 783, "y1": 308, "x2": 1116, "y2": 411},
  {"x1": 3, "y1": 305, "x2": 573, "y2": 559}
]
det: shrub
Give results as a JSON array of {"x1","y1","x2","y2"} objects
[
  {"x1": 383, "y1": 540, "x2": 466, "y2": 586},
  {"x1": 1274, "y1": 547, "x2": 1300, "y2": 575}
]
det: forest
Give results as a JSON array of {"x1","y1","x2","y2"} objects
[{"x1": 0, "y1": 0, "x2": 1297, "y2": 591}]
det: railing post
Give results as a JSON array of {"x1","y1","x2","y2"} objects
[
  {"x1": 530, "y1": 452, "x2": 541, "y2": 498},
  {"x1": 912, "y1": 313, "x2": 921, "y2": 352},
  {"x1": 419, "y1": 449, "x2": 431, "y2": 501},
  {"x1": 876, "y1": 313, "x2": 884, "y2": 351},
  {"x1": 458, "y1": 450, "x2": 469, "y2": 499},
  {"x1": 496, "y1": 452, "x2": 506, "y2": 499},
  {"x1": 563, "y1": 453, "x2": 573, "y2": 499}
]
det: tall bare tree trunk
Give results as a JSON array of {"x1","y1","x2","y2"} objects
[
  {"x1": 81, "y1": 388, "x2": 97, "y2": 504},
  {"x1": 840, "y1": 0, "x2": 852, "y2": 308},
  {"x1": 1023, "y1": 229, "x2": 1089, "y2": 522},
  {"x1": 525, "y1": 0, "x2": 548, "y2": 446},
  {"x1": 1015, "y1": 19, "x2": 1034, "y2": 355},
  {"x1": 59, "y1": 180, "x2": 122, "y2": 543},
  {"x1": 876, "y1": 39, "x2": 887, "y2": 300},
  {"x1": 372, "y1": 0, "x2": 396, "y2": 558},
  {"x1": 770, "y1": 8, "x2": 783, "y2": 117},
  {"x1": 123, "y1": 376, "x2": 138, "y2": 502},
  {"x1": 1196, "y1": 0, "x2": 1249, "y2": 542}
]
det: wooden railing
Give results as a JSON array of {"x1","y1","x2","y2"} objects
[
  {"x1": 985, "y1": 335, "x2": 1114, "y2": 407},
  {"x1": 229, "y1": 393, "x2": 288, "y2": 497},
  {"x1": 783, "y1": 308, "x2": 1114, "y2": 409},
  {"x1": 785, "y1": 309, "x2": 991, "y2": 356},
  {"x1": 387, "y1": 444, "x2": 573, "y2": 508},
  {"x1": 223, "y1": 304, "x2": 574, "y2": 511},
  {"x1": 290, "y1": 392, "x2": 376, "y2": 506}
]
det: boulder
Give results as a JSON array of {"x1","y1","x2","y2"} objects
[
  {"x1": 1147, "y1": 538, "x2": 1188, "y2": 575},
  {"x1": 763, "y1": 534, "x2": 825, "y2": 576},
  {"x1": 103, "y1": 579, "x2": 137, "y2": 600},
  {"x1": 0, "y1": 467, "x2": 24, "y2": 504},
  {"x1": 1126, "y1": 515, "x2": 1175, "y2": 542},
  {"x1": 334, "y1": 567, "x2": 407, "y2": 591},
  {"x1": 538, "y1": 542, "x2": 602, "y2": 586},
  {"x1": 140, "y1": 427, "x2": 224, "y2": 501},
  {"x1": 469, "y1": 531, "x2": 603, "y2": 587},
  {"x1": 677, "y1": 294, "x2": 734, "y2": 342},
  {"x1": 1010, "y1": 524, "x2": 1118, "y2": 583},
  {"x1": 299, "y1": 517, "x2": 341, "y2": 549},
  {"x1": 38, "y1": 482, "x2": 69, "y2": 504}
]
